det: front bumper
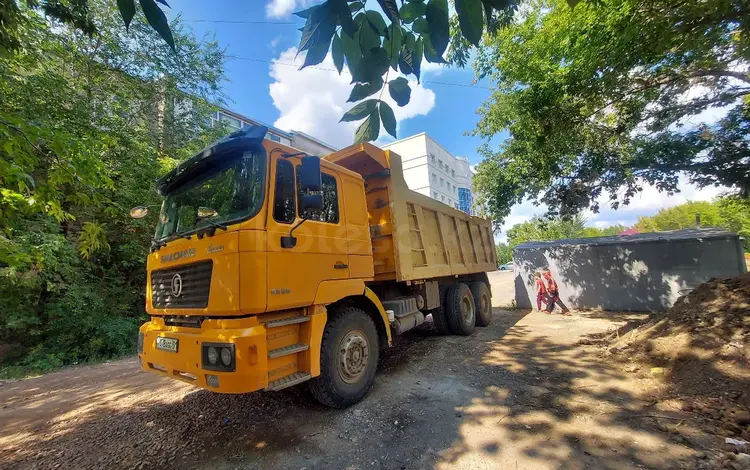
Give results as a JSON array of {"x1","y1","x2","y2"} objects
[{"x1": 138, "y1": 316, "x2": 268, "y2": 393}]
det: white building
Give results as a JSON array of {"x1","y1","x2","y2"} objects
[
  {"x1": 381, "y1": 133, "x2": 475, "y2": 214},
  {"x1": 212, "y1": 108, "x2": 338, "y2": 156}
]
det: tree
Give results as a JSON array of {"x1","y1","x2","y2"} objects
[
  {"x1": 473, "y1": 0, "x2": 750, "y2": 229},
  {"x1": 496, "y1": 242, "x2": 512, "y2": 264},
  {"x1": 635, "y1": 198, "x2": 750, "y2": 251},
  {"x1": 1, "y1": 0, "x2": 174, "y2": 50},
  {"x1": 504, "y1": 214, "x2": 628, "y2": 248},
  {"x1": 0, "y1": 0, "x2": 226, "y2": 374}
]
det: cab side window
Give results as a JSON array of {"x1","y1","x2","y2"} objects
[
  {"x1": 297, "y1": 169, "x2": 339, "y2": 224},
  {"x1": 273, "y1": 159, "x2": 296, "y2": 224}
]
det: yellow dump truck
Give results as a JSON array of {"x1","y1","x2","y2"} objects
[{"x1": 133, "y1": 125, "x2": 496, "y2": 408}]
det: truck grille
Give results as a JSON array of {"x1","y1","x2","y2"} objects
[{"x1": 151, "y1": 260, "x2": 212, "y2": 309}]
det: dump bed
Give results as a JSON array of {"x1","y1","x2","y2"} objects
[{"x1": 325, "y1": 143, "x2": 497, "y2": 282}]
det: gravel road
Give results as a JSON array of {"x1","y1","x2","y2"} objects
[{"x1": 0, "y1": 271, "x2": 700, "y2": 469}]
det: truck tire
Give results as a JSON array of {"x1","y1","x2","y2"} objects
[
  {"x1": 445, "y1": 283, "x2": 476, "y2": 336},
  {"x1": 309, "y1": 307, "x2": 379, "y2": 409},
  {"x1": 431, "y1": 307, "x2": 451, "y2": 335},
  {"x1": 471, "y1": 282, "x2": 492, "y2": 327}
]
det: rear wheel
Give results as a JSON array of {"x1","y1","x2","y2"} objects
[
  {"x1": 309, "y1": 307, "x2": 379, "y2": 408},
  {"x1": 471, "y1": 282, "x2": 492, "y2": 327},
  {"x1": 445, "y1": 283, "x2": 476, "y2": 336}
]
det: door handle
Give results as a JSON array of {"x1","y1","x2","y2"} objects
[{"x1": 334, "y1": 262, "x2": 348, "y2": 270}]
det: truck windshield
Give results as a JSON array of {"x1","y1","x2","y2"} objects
[{"x1": 154, "y1": 150, "x2": 266, "y2": 241}]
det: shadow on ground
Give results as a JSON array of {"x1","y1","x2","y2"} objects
[{"x1": 0, "y1": 307, "x2": 699, "y2": 470}]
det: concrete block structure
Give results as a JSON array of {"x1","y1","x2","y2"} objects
[{"x1": 513, "y1": 228, "x2": 747, "y2": 312}]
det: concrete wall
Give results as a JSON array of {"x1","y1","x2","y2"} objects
[{"x1": 514, "y1": 236, "x2": 747, "y2": 312}]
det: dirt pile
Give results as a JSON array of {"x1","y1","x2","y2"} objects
[{"x1": 602, "y1": 273, "x2": 750, "y2": 445}]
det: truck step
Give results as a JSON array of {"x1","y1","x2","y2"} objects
[
  {"x1": 264, "y1": 372, "x2": 311, "y2": 391},
  {"x1": 265, "y1": 316, "x2": 310, "y2": 328},
  {"x1": 268, "y1": 343, "x2": 309, "y2": 359}
]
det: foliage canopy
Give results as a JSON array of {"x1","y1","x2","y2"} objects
[
  {"x1": 473, "y1": 0, "x2": 750, "y2": 228},
  {"x1": 0, "y1": 0, "x2": 226, "y2": 375}
]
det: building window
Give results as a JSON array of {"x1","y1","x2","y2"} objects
[
  {"x1": 297, "y1": 170, "x2": 339, "y2": 224},
  {"x1": 218, "y1": 112, "x2": 241, "y2": 129},
  {"x1": 438, "y1": 159, "x2": 443, "y2": 169},
  {"x1": 440, "y1": 178, "x2": 444, "y2": 187},
  {"x1": 430, "y1": 154, "x2": 435, "y2": 162},
  {"x1": 452, "y1": 169, "x2": 455, "y2": 177},
  {"x1": 441, "y1": 195, "x2": 445, "y2": 202},
  {"x1": 433, "y1": 191, "x2": 438, "y2": 198},
  {"x1": 432, "y1": 173, "x2": 436, "y2": 182},
  {"x1": 268, "y1": 134, "x2": 281, "y2": 143},
  {"x1": 273, "y1": 159, "x2": 296, "y2": 224}
]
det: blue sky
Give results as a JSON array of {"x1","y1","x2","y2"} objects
[
  {"x1": 167, "y1": 0, "x2": 725, "y2": 241},
  {"x1": 170, "y1": 0, "x2": 495, "y2": 160}
]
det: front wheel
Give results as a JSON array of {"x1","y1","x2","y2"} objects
[{"x1": 309, "y1": 307, "x2": 379, "y2": 408}]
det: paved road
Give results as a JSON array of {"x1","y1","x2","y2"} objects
[{"x1": 0, "y1": 274, "x2": 696, "y2": 469}]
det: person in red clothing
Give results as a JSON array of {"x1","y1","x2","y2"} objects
[
  {"x1": 542, "y1": 268, "x2": 571, "y2": 315},
  {"x1": 533, "y1": 272, "x2": 547, "y2": 312}
]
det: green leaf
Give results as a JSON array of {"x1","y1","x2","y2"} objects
[
  {"x1": 302, "y1": 35, "x2": 333, "y2": 68},
  {"x1": 567, "y1": 0, "x2": 581, "y2": 8},
  {"x1": 413, "y1": 17, "x2": 429, "y2": 34},
  {"x1": 377, "y1": 0, "x2": 400, "y2": 22},
  {"x1": 348, "y1": 76, "x2": 384, "y2": 102},
  {"x1": 341, "y1": 29, "x2": 362, "y2": 73},
  {"x1": 398, "y1": 47, "x2": 414, "y2": 75},
  {"x1": 332, "y1": 33, "x2": 345, "y2": 73},
  {"x1": 456, "y1": 0, "x2": 484, "y2": 46},
  {"x1": 349, "y1": 1, "x2": 364, "y2": 12},
  {"x1": 359, "y1": 18, "x2": 381, "y2": 55},
  {"x1": 116, "y1": 0, "x2": 136, "y2": 30},
  {"x1": 331, "y1": 0, "x2": 357, "y2": 37},
  {"x1": 413, "y1": 38, "x2": 424, "y2": 82},
  {"x1": 341, "y1": 99, "x2": 379, "y2": 122},
  {"x1": 139, "y1": 0, "x2": 175, "y2": 50},
  {"x1": 297, "y1": 5, "x2": 335, "y2": 54},
  {"x1": 354, "y1": 110, "x2": 380, "y2": 144},
  {"x1": 388, "y1": 77, "x2": 411, "y2": 107},
  {"x1": 423, "y1": 33, "x2": 447, "y2": 63},
  {"x1": 399, "y1": 2, "x2": 425, "y2": 23},
  {"x1": 384, "y1": 24, "x2": 403, "y2": 70},
  {"x1": 366, "y1": 10, "x2": 388, "y2": 35},
  {"x1": 359, "y1": 47, "x2": 390, "y2": 82},
  {"x1": 425, "y1": 0, "x2": 449, "y2": 57},
  {"x1": 379, "y1": 101, "x2": 397, "y2": 139}
]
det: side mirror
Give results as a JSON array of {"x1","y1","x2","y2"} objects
[
  {"x1": 197, "y1": 207, "x2": 218, "y2": 219},
  {"x1": 300, "y1": 194, "x2": 323, "y2": 212},
  {"x1": 129, "y1": 206, "x2": 149, "y2": 219},
  {"x1": 299, "y1": 156, "x2": 321, "y2": 192}
]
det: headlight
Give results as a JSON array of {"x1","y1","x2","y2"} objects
[
  {"x1": 220, "y1": 347, "x2": 232, "y2": 366},
  {"x1": 207, "y1": 347, "x2": 218, "y2": 365},
  {"x1": 202, "y1": 342, "x2": 235, "y2": 372}
]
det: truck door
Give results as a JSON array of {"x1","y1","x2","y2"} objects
[{"x1": 266, "y1": 156, "x2": 349, "y2": 311}]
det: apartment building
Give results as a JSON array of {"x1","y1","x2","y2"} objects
[
  {"x1": 381, "y1": 133, "x2": 475, "y2": 215},
  {"x1": 212, "y1": 108, "x2": 337, "y2": 156}
]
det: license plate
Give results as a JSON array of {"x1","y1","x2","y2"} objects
[{"x1": 156, "y1": 337, "x2": 179, "y2": 353}]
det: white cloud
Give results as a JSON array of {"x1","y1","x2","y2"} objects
[
  {"x1": 269, "y1": 47, "x2": 436, "y2": 149},
  {"x1": 266, "y1": 0, "x2": 312, "y2": 19}
]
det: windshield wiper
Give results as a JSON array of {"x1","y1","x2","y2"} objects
[
  {"x1": 195, "y1": 220, "x2": 228, "y2": 238},
  {"x1": 151, "y1": 232, "x2": 194, "y2": 252}
]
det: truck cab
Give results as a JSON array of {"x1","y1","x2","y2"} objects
[{"x1": 137, "y1": 125, "x2": 495, "y2": 408}]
